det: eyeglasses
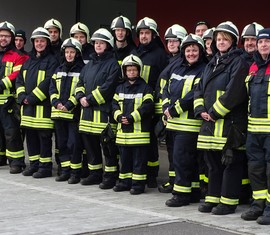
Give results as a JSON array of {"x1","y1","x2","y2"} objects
[
  {"x1": 0, "y1": 34, "x2": 12, "y2": 38},
  {"x1": 126, "y1": 68, "x2": 138, "y2": 73}
]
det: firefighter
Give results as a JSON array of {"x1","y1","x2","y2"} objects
[
  {"x1": 132, "y1": 16, "x2": 168, "y2": 188},
  {"x1": 163, "y1": 34, "x2": 207, "y2": 206},
  {"x1": 16, "y1": 27, "x2": 59, "y2": 178},
  {"x1": 194, "y1": 21, "x2": 249, "y2": 215},
  {"x1": 0, "y1": 21, "x2": 28, "y2": 173},
  {"x1": 202, "y1": 27, "x2": 215, "y2": 61},
  {"x1": 112, "y1": 54, "x2": 154, "y2": 194},
  {"x1": 75, "y1": 28, "x2": 121, "y2": 189},
  {"x1": 110, "y1": 15, "x2": 137, "y2": 64},
  {"x1": 70, "y1": 22, "x2": 94, "y2": 64},
  {"x1": 241, "y1": 28, "x2": 270, "y2": 225},
  {"x1": 156, "y1": 24, "x2": 187, "y2": 193},
  {"x1": 49, "y1": 38, "x2": 85, "y2": 184}
]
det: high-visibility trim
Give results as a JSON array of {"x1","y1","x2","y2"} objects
[
  {"x1": 197, "y1": 135, "x2": 227, "y2": 150},
  {"x1": 191, "y1": 181, "x2": 200, "y2": 189},
  {"x1": 147, "y1": 160, "x2": 159, "y2": 167},
  {"x1": 205, "y1": 196, "x2": 220, "y2": 204},
  {"x1": 248, "y1": 116, "x2": 270, "y2": 133},
  {"x1": 61, "y1": 161, "x2": 70, "y2": 168},
  {"x1": 0, "y1": 151, "x2": 5, "y2": 155},
  {"x1": 2, "y1": 77, "x2": 12, "y2": 89},
  {"x1": 173, "y1": 184, "x2": 192, "y2": 193},
  {"x1": 50, "y1": 93, "x2": 58, "y2": 102},
  {"x1": 181, "y1": 75, "x2": 194, "y2": 98},
  {"x1": 162, "y1": 98, "x2": 170, "y2": 106},
  {"x1": 159, "y1": 78, "x2": 166, "y2": 95},
  {"x1": 267, "y1": 193, "x2": 270, "y2": 203},
  {"x1": 141, "y1": 65, "x2": 151, "y2": 84},
  {"x1": 69, "y1": 96, "x2": 77, "y2": 105},
  {"x1": 155, "y1": 102, "x2": 162, "y2": 114},
  {"x1": 6, "y1": 149, "x2": 24, "y2": 158},
  {"x1": 143, "y1": 93, "x2": 153, "y2": 102},
  {"x1": 214, "y1": 119, "x2": 224, "y2": 137},
  {"x1": 51, "y1": 107, "x2": 74, "y2": 119},
  {"x1": 213, "y1": 99, "x2": 230, "y2": 117},
  {"x1": 194, "y1": 98, "x2": 204, "y2": 109},
  {"x1": 194, "y1": 77, "x2": 200, "y2": 85},
  {"x1": 132, "y1": 173, "x2": 147, "y2": 181},
  {"x1": 21, "y1": 115, "x2": 54, "y2": 129},
  {"x1": 242, "y1": 178, "x2": 250, "y2": 185},
  {"x1": 79, "y1": 120, "x2": 107, "y2": 134},
  {"x1": 119, "y1": 172, "x2": 132, "y2": 179},
  {"x1": 220, "y1": 196, "x2": 239, "y2": 205},
  {"x1": 169, "y1": 170, "x2": 176, "y2": 177},
  {"x1": 88, "y1": 163, "x2": 102, "y2": 170},
  {"x1": 5, "y1": 62, "x2": 13, "y2": 77},
  {"x1": 39, "y1": 157, "x2": 52, "y2": 163},
  {"x1": 37, "y1": 70, "x2": 45, "y2": 85},
  {"x1": 204, "y1": 175, "x2": 209, "y2": 183},
  {"x1": 75, "y1": 86, "x2": 85, "y2": 93},
  {"x1": 33, "y1": 87, "x2": 46, "y2": 101},
  {"x1": 13, "y1": 64, "x2": 22, "y2": 72},
  {"x1": 105, "y1": 165, "x2": 118, "y2": 172},
  {"x1": 92, "y1": 87, "x2": 105, "y2": 105},
  {"x1": 114, "y1": 110, "x2": 122, "y2": 121},
  {"x1": 70, "y1": 163, "x2": 82, "y2": 169},
  {"x1": 174, "y1": 100, "x2": 184, "y2": 114},
  {"x1": 113, "y1": 93, "x2": 119, "y2": 101},
  {"x1": 252, "y1": 189, "x2": 267, "y2": 200},
  {"x1": 23, "y1": 70, "x2": 27, "y2": 82},
  {"x1": 166, "y1": 117, "x2": 202, "y2": 132},
  {"x1": 116, "y1": 131, "x2": 150, "y2": 145},
  {"x1": 17, "y1": 86, "x2": 25, "y2": 94},
  {"x1": 131, "y1": 110, "x2": 141, "y2": 122},
  {"x1": 29, "y1": 154, "x2": 40, "y2": 161}
]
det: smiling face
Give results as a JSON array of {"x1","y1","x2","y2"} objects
[
  {"x1": 243, "y1": 37, "x2": 257, "y2": 54},
  {"x1": 184, "y1": 44, "x2": 200, "y2": 65},
  {"x1": 65, "y1": 47, "x2": 76, "y2": 62},
  {"x1": 167, "y1": 39, "x2": 180, "y2": 55},
  {"x1": 216, "y1": 32, "x2": 233, "y2": 54},
  {"x1": 257, "y1": 38, "x2": 270, "y2": 60},
  {"x1": 34, "y1": 37, "x2": 48, "y2": 54},
  {"x1": 0, "y1": 30, "x2": 12, "y2": 49},
  {"x1": 94, "y1": 40, "x2": 107, "y2": 55}
]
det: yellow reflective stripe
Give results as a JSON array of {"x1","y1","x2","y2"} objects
[
  {"x1": 175, "y1": 100, "x2": 184, "y2": 114},
  {"x1": 105, "y1": 166, "x2": 118, "y2": 172},
  {"x1": 119, "y1": 172, "x2": 132, "y2": 179},
  {"x1": 253, "y1": 189, "x2": 267, "y2": 200},
  {"x1": 162, "y1": 98, "x2": 170, "y2": 106},
  {"x1": 75, "y1": 86, "x2": 85, "y2": 93},
  {"x1": 173, "y1": 184, "x2": 192, "y2": 193},
  {"x1": 194, "y1": 98, "x2": 204, "y2": 109},
  {"x1": 166, "y1": 117, "x2": 202, "y2": 132},
  {"x1": 79, "y1": 120, "x2": 107, "y2": 134},
  {"x1": 0, "y1": 151, "x2": 5, "y2": 155},
  {"x1": 70, "y1": 75, "x2": 79, "y2": 96},
  {"x1": 70, "y1": 163, "x2": 82, "y2": 169},
  {"x1": 113, "y1": 93, "x2": 119, "y2": 101},
  {"x1": 61, "y1": 161, "x2": 70, "y2": 168},
  {"x1": 214, "y1": 119, "x2": 224, "y2": 137},
  {"x1": 197, "y1": 135, "x2": 227, "y2": 150},
  {"x1": 242, "y1": 178, "x2": 250, "y2": 185},
  {"x1": 93, "y1": 110, "x2": 100, "y2": 123},
  {"x1": 13, "y1": 64, "x2": 21, "y2": 72},
  {"x1": 17, "y1": 86, "x2": 25, "y2": 94},
  {"x1": 33, "y1": 87, "x2": 46, "y2": 101},
  {"x1": 21, "y1": 115, "x2": 54, "y2": 129},
  {"x1": 92, "y1": 87, "x2": 105, "y2": 105},
  {"x1": 69, "y1": 96, "x2": 77, "y2": 105},
  {"x1": 194, "y1": 77, "x2": 200, "y2": 85},
  {"x1": 5, "y1": 62, "x2": 13, "y2": 76},
  {"x1": 29, "y1": 154, "x2": 40, "y2": 161},
  {"x1": 205, "y1": 196, "x2": 220, "y2": 204},
  {"x1": 220, "y1": 196, "x2": 239, "y2": 205},
  {"x1": 159, "y1": 78, "x2": 166, "y2": 95},
  {"x1": 6, "y1": 149, "x2": 24, "y2": 158},
  {"x1": 147, "y1": 160, "x2": 159, "y2": 167},
  {"x1": 182, "y1": 76, "x2": 193, "y2": 98},
  {"x1": 22, "y1": 70, "x2": 27, "y2": 82},
  {"x1": 141, "y1": 65, "x2": 150, "y2": 83},
  {"x1": 36, "y1": 105, "x2": 43, "y2": 119},
  {"x1": 143, "y1": 93, "x2": 153, "y2": 102},
  {"x1": 37, "y1": 70, "x2": 45, "y2": 85},
  {"x1": 191, "y1": 181, "x2": 200, "y2": 189},
  {"x1": 114, "y1": 110, "x2": 122, "y2": 121},
  {"x1": 132, "y1": 173, "x2": 147, "y2": 181},
  {"x1": 248, "y1": 116, "x2": 270, "y2": 133},
  {"x1": 50, "y1": 93, "x2": 58, "y2": 102},
  {"x1": 267, "y1": 193, "x2": 270, "y2": 203},
  {"x1": 169, "y1": 170, "x2": 175, "y2": 177},
  {"x1": 213, "y1": 99, "x2": 230, "y2": 117},
  {"x1": 2, "y1": 77, "x2": 12, "y2": 89},
  {"x1": 131, "y1": 110, "x2": 141, "y2": 122},
  {"x1": 88, "y1": 163, "x2": 102, "y2": 170},
  {"x1": 39, "y1": 157, "x2": 52, "y2": 163},
  {"x1": 51, "y1": 107, "x2": 74, "y2": 119},
  {"x1": 116, "y1": 131, "x2": 150, "y2": 145}
]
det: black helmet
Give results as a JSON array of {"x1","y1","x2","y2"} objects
[{"x1": 241, "y1": 22, "x2": 264, "y2": 44}]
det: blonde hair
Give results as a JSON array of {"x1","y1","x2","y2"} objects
[{"x1": 215, "y1": 31, "x2": 233, "y2": 43}]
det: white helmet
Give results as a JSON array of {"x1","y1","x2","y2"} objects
[
  {"x1": 111, "y1": 15, "x2": 132, "y2": 31},
  {"x1": 91, "y1": 28, "x2": 114, "y2": 48},
  {"x1": 70, "y1": 22, "x2": 90, "y2": 43},
  {"x1": 61, "y1": 37, "x2": 82, "y2": 54},
  {"x1": 121, "y1": 54, "x2": 143, "y2": 77},
  {"x1": 241, "y1": 22, "x2": 264, "y2": 43},
  {"x1": 44, "y1": 18, "x2": 63, "y2": 39},
  {"x1": 202, "y1": 27, "x2": 215, "y2": 40},
  {"x1": 0, "y1": 21, "x2": 15, "y2": 36},
  {"x1": 214, "y1": 21, "x2": 239, "y2": 44},
  {"x1": 31, "y1": 27, "x2": 50, "y2": 42},
  {"x1": 136, "y1": 17, "x2": 158, "y2": 35},
  {"x1": 164, "y1": 24, "x2": 187, "y2": 42},
  {"x1": 180, "y1": 33, "x2": 205, "y2": 51}
]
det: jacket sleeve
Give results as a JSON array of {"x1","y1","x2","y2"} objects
[
  {"x1": 208, "y1": 59, "x2": 248, "y2": 120},
  {"x1": 16, "y1": 64, "x2": 27, "y2": 104},
  {"x1": 75, "y1": 67, "x2": 86, "y2": 101},
  {"x1": 49, "y1": 70, "x2": 61, "y2": 108},
  {"x1": 194, "y1": 75, "x2": 206, "y2": 119}
]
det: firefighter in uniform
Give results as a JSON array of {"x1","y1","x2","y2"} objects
[
  {"x1": 49, "y1": 38, "x2": 85, "y2": 184},
  {"x1": 112, "y1": 54, "x2": 154, "y2": 194},
  {"x1": 241, "y1": 28, "x2": 270, "y2": 225},
  {"x1": 110, "y1": 15, "x2": 137, "y2": 65},
  {"x1": 202, "y1": 27, "x2": 215, "y2": 62},
  {"x1": 75, "y1": 28, "x2": 121, "y2": 189},
  {"x1": 0, "y1": 21, "x2": 28, "y2": 173},
  {"x1": 70, "y1": 22, "x2": 94, "y2": 65},
  {"x1": 155, "y1": 24, "x2": 187, "y2": 193},
  {"x1": 163, "y1": 34, "x2": 207, "y2": 206},
  {"x1": 16, "y1": 27, "x2": 59, "y2": 178},
  {"x1": 194, "y1": 21, "x2": 249, "y2": 215},
  {"x1": 132, "y1": 17, "x2": 168, "y2": 188}
]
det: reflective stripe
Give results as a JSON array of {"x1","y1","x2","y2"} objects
[
  {"x1": 191, "y1": 181, "x2": 200, "y2": 189},
  {"x1": 132, "y1": 173, "x2": 147, "y2": 181},
  {"x1": 6, "y1": 149, "x2": 24, "y2": 158},
  {"x1": 37, "y1": 70, "x2": 45, "y2": 84},
  {"x1": 248, "y1": 116, "x2": 270, "y2": 133},
  {"x1": 169, "y1": 170, "x2": 175, "y2": 177},
  {"x1": 147, "y1": 160, "x2": 159, "y2": 167},
  {"x1": 88, "y1": 163, "x2": 102, "y2": 170},
  {"x1": 29, "y1": 154, "x2": 40, "y2": 161},
  {"x1": 114, "y1": 110, "x2": 122, "y2": 121},
  {"x1": 242, "y1": 178, "x2": 250, "y2": 185},
  {"x1": 214, "y1": 119, "x2": 224, "y2": 137},
  {"x1": 213, "y1": 99, "x2": 230, "y2": 117},
  {"x1": 159, "y1": 78, "x2": 166, "y2": 95},
  {"x1": 116, "y1": 131, "x2": 150, "y2": 145},
  {"x1": 197, "y1": 135, "x2": 227, "y2": 150},
  {"x1": 220, "y1": 196, "x2": 239, "y2": 205},
  {"x1": 21, "y1": 115, "x2": 54, "y2": 129},
  {"x1": 33, "y1": 87, "x2": 46, "y2": 101},
  {"x1": 17, "y1": 86, "x2": 25, "y2": 94},
  {"x1": 39, "y1": 157, "x2": 52, "y2": 163},
  {"x1": 70, "y1": 163, "x2": 82, "y2": 169},
  {"x1": 2, "y1": 77, "x2": 12, "y2": 89},
  {"x1": 173, "y1": 184, "x2": 192, "y2": 193},
  {"x1": 119, "y1": 172, "x2": 132, "y2": 179},
  {"x1": 205, "y1": 196, "x2": 220, "y2": 204},
  {"x1": 105, "y1": 165, "x2": 118, "y2": 172},
  {"x1": 5, "y1": 62, "x2": 13, "y2": 77},
  {"x1": 61, "y1": 161, "x2": 70, "y2": 168},
  {"x1": 141, "y1": 65, "x2": 151, "y2": 84},
  {"x1": 253, "y1": 189, "x2": 267, "y2": 200},
  {"x1": 92, "y1": 87, "x2": 105, "y2": 105},
  {"x1": 51, "y1": 107, "x2": 74, "y2": 119}
]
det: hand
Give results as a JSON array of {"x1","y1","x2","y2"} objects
[
  {"x1": 56, "y1": 103, "x2": 64, "y2": 110},
  {"x1": 121, "y1": 116, "x2": 130, "y2": 125},
  {"x1": 23, "y1": 98, "x2": 29, "y2": 104},
  {"x1": 221, "y1": 149, "x2": 234, "y2": 165},
  {"x1": 164, "y1": 108, "x2": 172, "y2": 119},
  {"x1": 61, "y1": 106, "x2": 68, "y2": 111},
  {"x1": 80, "y1": 97, "x2": 89, "y2": 107},
  {"x1": 200, "y1": 112, "x2": 215, "y2": 122}
]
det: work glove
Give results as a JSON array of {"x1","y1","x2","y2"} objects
[{"x1": 221, "y1": 148, "x2": 234, "y2": 166}]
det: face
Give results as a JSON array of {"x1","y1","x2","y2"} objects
[
  {"x1": 216, "y1": 32, "x2": 233, "y2": 54},
  {"x1": 34, "y1": 37, "x2": 48, "y2": 53},
  {"x1": 94, "y1": 40, "x2": 107, "y2": 55},
  {"x1": 48, "y1": 27, "x2": 60, "y2": 43},
  {"x1": 125, "y1": 65, "x2": 139, "y2": 79},
  {"x1": 139, "y1": 29, "x2": 152, "y2": 45},
  {"x1": 114, "y1": 28, "x2": 127, "y2": 42},
  {"x1": 15, "y1": 37, "x2": 25, "y2": 50},
  {"x1": 167, "y1": 39, "x2": 180, "y2": 55},
  {"x1": 257, "y1": 38, "x2": 270, "y2": 60},
  {"x1": 205, "y1": 38, "x2": 213, "y2": 55},
  {"x1": 195, "y1": 24, "x2": 208, "y2": 38},
  {"x1": 65, "y1": 47, "x2": 76, "y2": 62},
  {"x1": 243, "y1": 37, "x2": 257, "y2": 54},
  {"x1": 0, "y1": 30, "x2": 12, "y2": 48},
  {"x1": 184, "y1": 44, "x2": 200, "y2": 65},
  {"x1": 73, "y1": 32, "x2": 87, "y2": 45}
]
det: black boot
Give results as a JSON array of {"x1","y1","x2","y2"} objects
[
  {"x1": 241, "y1": 199, "x2": 265, "y2": 221},
  {"x1": 211, "y1": 203, "x2": 237, "y2": 215},
  {"x1": 165, "y1": 195, "x2": 190, "y2": 207},
  {"x1": 10, "y1": 166, "x2": 23, "y2": 174},
  {"x1": 68, "y1": 175, "x2": 80, "y2": 184},
  {"x1": 158, "y1": 182, "x2": 173, "y2": 193},
  {"x1": 55, "y1": 174, "x2": 70, "y2": 182},
  {"x1": 81, "y1": 174, "x2": 102, "y2": 185},
  {"x1": 32, "y1": 170, "x2": 52, "y2": 178},
  {"x1": 22, "y1": 168, "x2": 38, "y2": 176},
  {"x1": 198, "y1": 202, "x2": 218, "y2": 213}
]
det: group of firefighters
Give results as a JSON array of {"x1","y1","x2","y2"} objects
[{"x1": 0, "y1": 15, "x2": 270, "y2": 225}]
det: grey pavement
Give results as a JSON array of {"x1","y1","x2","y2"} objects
[{"x1": 0, "y1": 146, "x2": 269, "y2": 235}]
